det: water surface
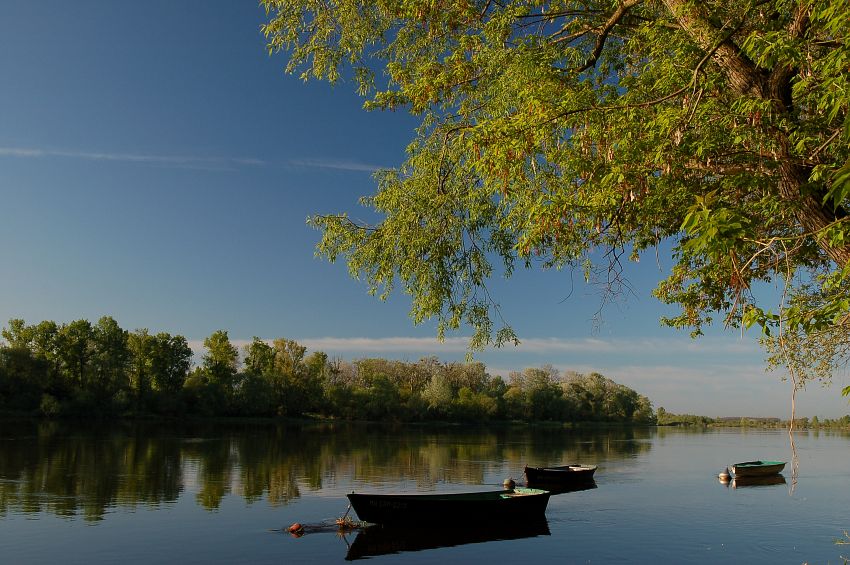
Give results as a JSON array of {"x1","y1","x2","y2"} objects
[{"x1": 0, "y1": 420, "x2": 847, "y2": 564}]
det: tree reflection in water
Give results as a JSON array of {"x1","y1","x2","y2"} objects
[{"x1": 0, "y1": 420, "x2": 651, "y2": 520}]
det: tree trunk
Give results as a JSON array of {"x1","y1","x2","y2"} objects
[
  {"x1": 776, "y1": 135, "x2": 850, "y2": 266},
  {"x1": 663, "y1": 0, "x2": 850, "y2": 268},
  {"x1": 662, "y1": 0, "x2": 766, "y2": 98}
]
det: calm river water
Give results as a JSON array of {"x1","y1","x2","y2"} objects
[{"x1": 0, "y1": 420, "x2": 848, "y2": 564}]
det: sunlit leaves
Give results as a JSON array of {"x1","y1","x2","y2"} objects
[
  {"x1": 264, "y1": 0, "x2": 850, "y2": 382},
  {"x1": 826, "y1": 158, "x2": 850, "y2": 212}
]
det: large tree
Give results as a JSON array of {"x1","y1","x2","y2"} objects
[{"x1": 262, "y1": 1, "x2": 850, "y2": 392}]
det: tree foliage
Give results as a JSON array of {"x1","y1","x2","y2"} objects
[
  {"x1": 1, "y1": 318, "x2": 654, "y2": 423},
  {"x1": 1, "y1": 319, "x2": 191, "y2": 417},
  {"x1": 262, "y1": 0, "x2": 850, "y2": 386}
]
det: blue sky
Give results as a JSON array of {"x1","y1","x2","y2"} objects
[{"x1": 1, "y1": 1, "x2": 847, "y2": 417}]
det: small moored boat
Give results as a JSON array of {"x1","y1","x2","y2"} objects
[
  {"x1": 730, "y1": 460, "x2": 786, "y2": 477},
  {"x1": 346, "y1": 487, "x2": 551, "y2": 525},
  {"x1": 524, "y1": 464, "x2": 597, "y2": 485}
]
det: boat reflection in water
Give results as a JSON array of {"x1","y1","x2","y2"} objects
[
  {"x1": 524, "y1": 480, "x2": 598, "y2": 495},
  {"x1": 719, "y1": 474, "x2": 787, "y2": 489},
  {"x1": 731, "y1": 474, "x2": 787, "y2": 489},
  {"x1": 344, "y1": 520, "x2": 550, "y2": 560}
]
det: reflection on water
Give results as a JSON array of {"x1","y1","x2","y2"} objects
[
  {"x1": 725, "y1": 475, "x2": 787, "y2": 489},
  {"x1": 343, "y1": 520, "x2": 551, "y2": 560},
  {"x1": 523, "y1": 480, "x2": 598, "y2": 495},
  {"x1": 0, "y1": 420, "x2": 650, "y2": 521}
]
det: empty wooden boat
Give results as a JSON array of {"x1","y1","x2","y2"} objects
[
  {"x1": 524, "y1": 464, "x2": 597, "y2": 485},
  {"x1": 346, "y1": 487, "x2": 551, "y2": 525}
]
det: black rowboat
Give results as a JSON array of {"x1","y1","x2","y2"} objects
[
  {"x1": 524, "y1": 464, "x2": 597, "y2": 485},
  {"x1": 346, "y1": 487, "x2": 551, "y2": 525}
]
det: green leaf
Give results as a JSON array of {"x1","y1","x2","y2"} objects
[{"x1": 826, "y1": 158, "x2": 850, "y2": 210}]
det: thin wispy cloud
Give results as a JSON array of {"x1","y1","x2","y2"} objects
[
  {"x1": 0, "y1": 145, "x2": 265, "y2": 171},
  {"x1": 186, "y1": 336, "x2": 469, "y2": 356},
  {"x1": 297, "y1": 335, "x2": 758, "y2": 356},
  {"x1": 186, "y1": 335, "x2": 760, "y2": 358},
  {"x1": 299, "y1": 336, "x2": 469, "y2": 352},
  {"x1": 0, "y1": 148, "x2": 43, "y2": 158},
  {"x1": 285, "y1": 157, "x2": 389, "y2": 172},
  {"x1": 506, "y1": 336, "x2": 760, "y2": 355},
  {"x1": 1, "y1": 145, "x2": 388, "y2": 173}
]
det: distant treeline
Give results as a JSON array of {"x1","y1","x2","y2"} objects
[
  {"x1": 656, "y1": 408, "x2": 850, "y2": 429},
  {"x1": 0, "y1": 317, "x2": 656, "y2": 423}
]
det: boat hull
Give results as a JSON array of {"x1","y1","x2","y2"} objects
[
  {"x1": 347, "y1": 488, "x2": 551, "y2": 525},
  {"x1": 524, "y1": 464, "x2": 597, "y2": 485},
  {"x1": 730, "y1": 460, "x2": 786, "y2": 477}
]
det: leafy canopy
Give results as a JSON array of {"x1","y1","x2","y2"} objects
[{"x1": 262, "y1": 0, "x2": 850, "y2": 383}]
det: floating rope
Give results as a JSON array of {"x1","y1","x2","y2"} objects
[{"x1": 285, "y1": 504, "x2": 368, "y2": 537}]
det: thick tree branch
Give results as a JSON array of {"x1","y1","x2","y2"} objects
[
  {"x1": 576, "y1": 0, "x2": 642, "y2": 72},
  {"x1": 661, "y1": 0, "x2": 765, "y2": 97},
  {"x1": 767, "y1": 3, "x2": 809, "y2": 112},
  {"x1": 662, "y1": 0, "x2": 848, "y2": 266}
]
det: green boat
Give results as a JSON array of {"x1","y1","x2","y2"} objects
[
  {"x1": 346, "y1": 487, "x2": 551, "y2": 525},
  {"x1": 730, "y1": 460, "x2": 786, "y2": 477}
]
